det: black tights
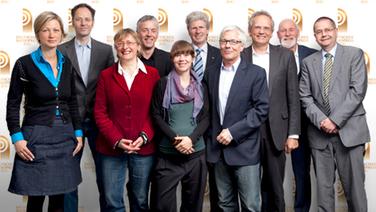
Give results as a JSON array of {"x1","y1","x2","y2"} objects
[{"x1": 26, "y1": 194, "x2": 64, "y2": 212}]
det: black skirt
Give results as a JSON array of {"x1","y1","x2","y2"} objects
[{"x1": 8, "y1": 118, "x2": 82, "y2": 196}]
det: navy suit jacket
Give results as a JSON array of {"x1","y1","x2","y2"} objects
[
  {"x1": 205, "y1": 58, "x2": 269, "y2": 166},
  {"x1": 204, "y1": 43, "x2": 221, "y2": 78}
]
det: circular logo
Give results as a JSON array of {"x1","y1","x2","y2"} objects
[
  {"x1": 203, "y1": 8, "x2": 213, "y2": 23},
  {"x1": 22, "y1": 8, "x2": 32, "y2": 27},
  {"x1": 0, "y1": 51, "x2": 10, "y2": 69},
  {"x1": 113, "y1": 9, "x2": 122, "y2": 26},
  {"x1": 337, "y1": 8, "x2": 347, "y2": 27},
  {"x1": 0, "y1": 136, "x2": 10, "y2": 154},
  {"x1": 68, "y1": 9, "x2": 72, "y2": 26},
  {"x1": 248, "y1": 8, "x2": 255, "y2": 18},
  {"x1": 157, "y1": 8, "x2": 167, "y2": 26},
  {"x1": 292, "y1": 8, "x2": 302, "y2": 25}
]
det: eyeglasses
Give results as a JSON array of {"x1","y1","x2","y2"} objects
[
  {"x1": 314, "y1": 28, "x2": 335, "y2": 36},
  {"x1": 219, "y1": 39, "x2": 242, "y2": 46},
  {"x1": 115, "y1": 41, "x2": 137, "y2": 48}
]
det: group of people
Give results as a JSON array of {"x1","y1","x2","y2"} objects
[{"x1": 6, "y1": 3, "x2": 370, "y2": 212}]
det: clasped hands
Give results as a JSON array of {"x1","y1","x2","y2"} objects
[
  {"x1": 117, "y1": 137, "x2": 144, "y2": 154},
  {"x1": 320, "y1": 118, "x2": 338, "y2": 134},
  {"x1": 173, "y1": 136, "x2": 194, "y2": 155}
]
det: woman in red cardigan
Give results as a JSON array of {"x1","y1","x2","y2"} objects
[{"x1": 94, "y1": 28, "x2": 159, "y2": 212}]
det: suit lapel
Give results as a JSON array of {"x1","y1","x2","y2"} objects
[
  {"x1": 66, "y1": 39, "x2": 82, "y2": 79},
  {"x1": 87, "y1": 39, "x2": 98, "y2": 87},
  {"x1": 223, "y1": 60, "x2": 247, "y2": 116},
  {"x1": 312, "y1": 52, "x2": 323, "y2": 94},
  {"x1": 330, "y1": 44, "x2": 343, "y2": 93},
  {"x1": 211, "y1": 64, "x2": 221, "y2": 120},
  {"x1": 205, "y1": 44, "x2": 217, "y2": 70},
  {"x1": 268, "y1": 45, "x2": 278, "y2": 95}
]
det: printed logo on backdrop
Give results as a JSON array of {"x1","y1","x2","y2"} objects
[
  {"x1": 0, "y1": 136, "x2": 12, "y2": 173},
  {"x1": 248, "y1": 8, "x2": 255, "y2": 19},
  {"x1": 365, "y1": 143, "x2": 371, "y2": 160},
  {"x1": 17, "y1": 8, "x2": 36, "y2": 45},
  {"x1": 203, "y1": 8, "x2": 213, "y2": 32},
  {"x1": 68, "y1": 9, "x2": 74, "y2": 34},
  {"x1": 364, "y1": 52, "x2": 375, "y2": 84},
  {"x1": 158, "y1": 8, "x2": 174, "y2": 47},
  {"x1": 337, "y1": 8, "x2": 353, "y2": 43},
  {"x1": 292, "y1": 8, "x2": 308, "y2": 43},
  {"x1": 113, "y1": 8, "x2": 123, "y2": 33},
  {"x1": 0, "y1": 50, "x2": 10, "y2": 74}
]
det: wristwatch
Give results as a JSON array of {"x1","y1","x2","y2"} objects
[{"x1": 139, "y1": 131, "x2": 148, "y2": 145}]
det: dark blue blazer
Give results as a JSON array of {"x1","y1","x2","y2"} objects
[{"x1": 204, "y1": 58, "x2": 269, "y2": 166}]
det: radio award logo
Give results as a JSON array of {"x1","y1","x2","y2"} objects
[
  {"x1": 337, "y1": 8, "x2": 348, "y2": 32},
  {"x1": 113, "y1": 8, "x2": 123, "y2": 32},
  {"x1": 364, "y1": 52, "x2": 375, "y2": 84},
  {"x1": 22, "y1": 8, "x2": 33, "y2": 32},
  {"x1": 292, "y1": 8, "x2": 303, "y2": 32},
  {"x1": 158, "y1": 8, "x2": 168, "y2": 32},
  {"x1": 0, "y1": 136, "x2": 10, "y2": 160},
  {"x1": 248, "y1": 8, "x2": 255, "y2": 19},
  {"x1": 0, "y1": 50, "x2": 10, "y2": 74},
  {"x1": 203, "y1": 8, "x2": 213, "y2": 32},
  {"x1": 68, "y1": 9, "x2": 74, "y2": 33}
]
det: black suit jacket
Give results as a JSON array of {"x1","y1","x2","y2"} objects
[
  {"x1": 150, "y1": 47, "x2": 172, "y2": 77},
  {"x1": 205, "y1": 58, "x2": 269, "y2": 166},
  {"x1": 204, "y1": 44, "x2": 221, "y2": 77},
  {"x1": 58, "y1": 38, "x2": 114, "y2": 120},
  {"x1": 242, "y1": 44, "x2": 300, "y2": 151}
]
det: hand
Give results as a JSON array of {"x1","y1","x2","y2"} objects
[
  {"x1": 73, "y1": 137, "x2": 83, "y2": 156},
  {"x1": 284, "y1": 138, "x2": 299, "y2": 153},
  {"x1": 117, "y1": 138, "x2": 140, "y2": 154},
  {"x1": 14, "y1": 140, "x2": 35, "y2": 161},
  {"x1": 216, "y1": 128, "x2": 232, "y2": 145},
  {"x1": 320, "y1": 118, "x2": 338, "y2": 134},
  {"x1": 130, "y1": 137, "x2": 144, "y2": 152},
  {"x1": 174, "y1": 136, "x2": 194, "y2": 155}
]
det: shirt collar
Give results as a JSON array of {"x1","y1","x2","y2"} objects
[
  {"x1": 321, "y1": 43, "x2": 337, "y2": 59},
  {"x1": 193, "y1": 43, "x2": 208, "y2": 53},
  {"x1": 75, "y1": 37, "x2": 92, "y2": 49},
  {"x1": 33, "y1": 47, "x2": 65, "y2": 64},
  {"x1": 221, "y1": 57, "x2": 241, "y2": 72},
  {"x1": 252, "y1": 44, "x2": 270, "y2": 56},
  {"x1": 118, "y1": 58, "x2": 147, "y2": 75}
]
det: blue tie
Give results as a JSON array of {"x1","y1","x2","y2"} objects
[{"x1": 194, "y1": 48, "x2": 204, "y2": 81}]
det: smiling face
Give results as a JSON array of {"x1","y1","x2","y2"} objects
[
  {"x1": 72, "y1": 7, "x2": 94, "y2": 39},
  {"x1": 249, "y1": 14, "x2": 273, "y2": 48},
  {"x1": 277, "y1": 19, "x2": 299, "y2": 50},
  {"x1": 314, "y1": 18, "x2": 337, "y2": 52},
  {"x1": 188, "y1": 19, "x2": 209, "y2": 47},
  {"x1": 37, "y1": 19, "x2": 63, "y2": 49},
  {"x1": 115, "y1": 34, "x2": 140, "y2": 62},
  {"x1": 137, "y1": 20, "x2": 159, "y2": 50},
  {"x1": 173, "y1": 53, "x2": 194, "y2": 74},
  {"x1": 220, "y1": 30, "x2": 244, "y2": 66}
]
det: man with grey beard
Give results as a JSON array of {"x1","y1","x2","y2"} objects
[{"x1": 277, "y1": 19, "x2": 316, "y2": 212}]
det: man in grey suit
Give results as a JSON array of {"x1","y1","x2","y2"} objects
[
  {"x1": 300, "y1": 16, "x2": 370, "y2": 212},
  {"x1": 242, "y1": 11, "x2": 300, "y2": 212},
  {"x1": 58, "y1": 3, "x2": 114, "y2": 212},
  {"x1": 185, "y1": 10, "x2": 222, "y2": 211},
  {"x1": 277, "y1": 19, "x2": 317, "y2": 212},
  {"x1": 205, "y1": 25, "x2": 269, "y2": 212}
]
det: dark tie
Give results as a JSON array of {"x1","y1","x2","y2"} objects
[
  {"x1": 194, "y1": 48, "x2": 204, "y2": 81},
  {"x1": 322, "y1": 53, "x2": 333, "y2": 115}
]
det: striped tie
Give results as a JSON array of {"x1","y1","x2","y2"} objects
[
  {"x1": 194, "y1": 48, "x2": 204, "y2": 81},
  {"x1": 322, "y1": 53, "x2": 333, "y2": 115}
]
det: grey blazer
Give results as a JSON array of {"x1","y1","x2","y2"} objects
[
  {"x1": 299, "y1": 43, "x2": 370, "y2": 149},
  {"x1": 242, "y1": 44, "x2": 301, "y2": 151},
  {"x1": 58, "y1": 38, "x2": 114, "y2": 120}
]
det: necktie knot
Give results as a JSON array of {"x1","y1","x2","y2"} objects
[
  {"x1": 325, "y1": 53, "x2": 332, "y2": 59},
  {"x1": 196, "y1": 48, "x2": 202, "y2": 55}
]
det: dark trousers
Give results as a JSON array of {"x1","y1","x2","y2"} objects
[
  {"x1": 151, "y1": 153, "x2": 207, "y2": 212},
  {"x1": 64, "y1": 119, "x2": 103, "y2": 212},
  {"x1": 207, "y1": 162, "x2": 220, "y2": 212},
  {"x1": 291, "y1": 133, "x2": 311, "y2": 212},
  {"x1": 261, "y1": 124, "x2": 286, "y2": 212},
  {"x1": 27, "y1": 194, "x2": 64, "y2": 212}
]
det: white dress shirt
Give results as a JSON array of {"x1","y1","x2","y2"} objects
[{"x1": 117, "y1": 58, "x2": 147, "y2": 90}]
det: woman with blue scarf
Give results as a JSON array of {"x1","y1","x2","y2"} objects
[{"x1": 150, "y1": 40, "x2": 209, "y2": 212}]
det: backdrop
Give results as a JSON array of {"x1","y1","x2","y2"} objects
[{"x1": 0, "y1": 0, "x2": 375, "y2": 211}]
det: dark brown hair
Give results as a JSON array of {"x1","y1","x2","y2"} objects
[{"x1": 170, "y1": 40, "x2": 195, "y2": 59}]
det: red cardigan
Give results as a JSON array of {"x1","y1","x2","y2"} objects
[{"x1": 94, "y1": 63, "x2": 160, "y2": 156}]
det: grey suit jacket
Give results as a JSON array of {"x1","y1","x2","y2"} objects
[
  {"x1": 299, "y1": 43, "x2": 370, "y2": 149},
  {"x1": 58, "y1": 38, "x2": 114, "y2": 120},
  {"x1": 205, "y1": 58, "x2": 269, "y2": 166},
  {"x1": 242, "y1": 44, "x2": 301, "y2": 151}
]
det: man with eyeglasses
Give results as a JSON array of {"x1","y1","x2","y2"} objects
[
  {"x1": 242, "y1": 10, "x2": 300, "y2": 212},
  {"x1": 277, "y1": 18, "x2": 317, "y2": 212},
  {"x1": 205, "y1": 25, "x2": 269, "y2": 211},
  {"x1": 58, "y1": 3, "x2": 114, "y2": 212},
  {"x1": 300, "y1": 16, "x2": 369, "y2": 212},
  {"x1": 137, "y1": 15, "x2": 172, "y2": 77}
]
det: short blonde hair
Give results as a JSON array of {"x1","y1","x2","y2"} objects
[
  {"x1": 34, "y1": 11, "x2": 65, "y2": 43},
  {"x1": 113, "y1": 28, "x2": 141, "y2": 45}
]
